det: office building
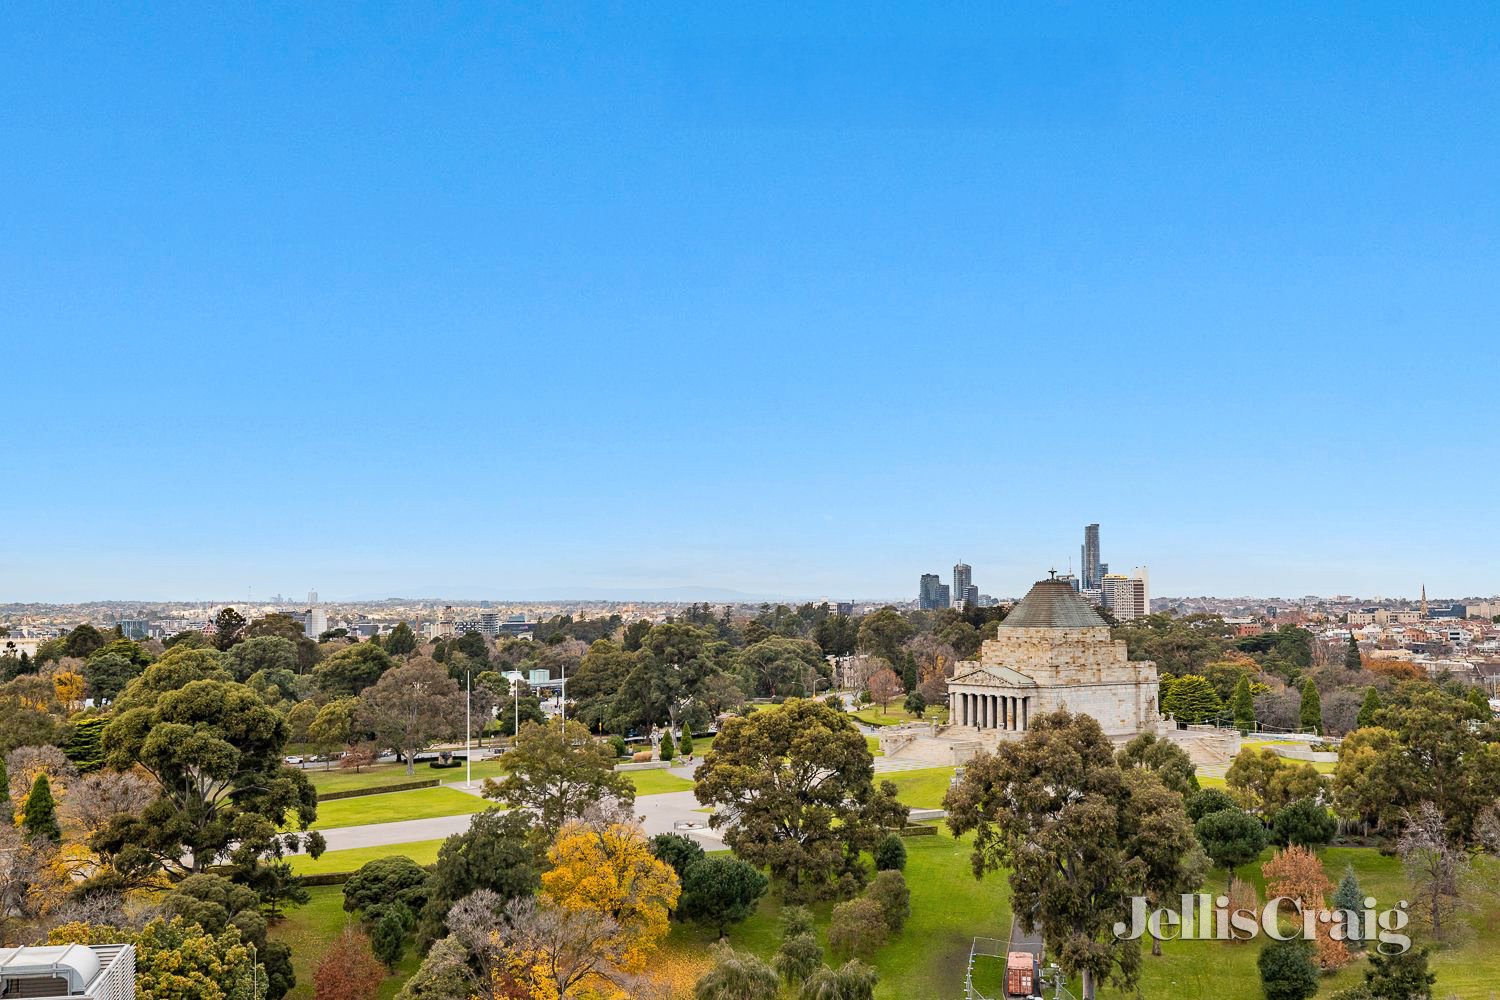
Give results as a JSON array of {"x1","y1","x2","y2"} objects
[
  {"x1": 953, "y1": 562, "x2": 973, "y2": 607},
  {"x1": 919, "y1": 573, "x2": 949, "y2": 610},
  {"x1": 1100, "y1": 568, "x2": 1150, "y2": 621},
  {"x1": 1081, "y1": 523, "x2": 1102, "y2": 591}
]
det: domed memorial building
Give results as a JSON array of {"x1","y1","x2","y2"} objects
[{"x1": 947, "y1": 573, "x2": 1159, "y2": 738}]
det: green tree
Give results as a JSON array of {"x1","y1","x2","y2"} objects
[
  {"x1": 828, "y1": 897, "x2": 888, "y2": 960},
  {"x1": 343, "y1": 856, "x2": 430, "y2": 915},
  {"x1": 315, "y1": 642, "x2": 394, "y2": 696},
  {"x1": 1194, "y1": 807, "x2": 1267, "y2": 889},
  {"x1": 417, "y1": 809, "x2": 539, "y2": 942},
  {"x1": 1362, "y1": 946, "x2": 1435, "y2": 999},
  {"x1": 1162, "y1": 674, "x2": 1223, "y2": 724},
  {"x1": 1356, "y1": 687, "x2": 1382, "y2": 728},
  {"x1": 945, "y1": 710, "x2": 1198, "y2": 999},
  {"x1": 855, "y1": 609, "x2": 916, "y2": 665},
  {"x1": 774, "y1": 927, "x2": 823, "y2": 987},
  {"x1": 63, "y1": 623, "x2": 108, "y2": 659},
  {"x1": 695, "y1": 699, "x2": 907, "y2": 901},
  {"x1": 1257, "y1": 938, "x2": 1318, "y2": 1000},
  {"x1": 680, "y1": 731, "x2": 695, "y2": 757},
  {"x1": 737, "y1": 637, "x2": 825, "y2": 699},
  {"x1": 23, "y1": 773, "x2": 61, "y2": 841},
  {"x1": 483, "y1": 718, "x2": 635, "y2": 837},
  {"x1": 98, "y1": 678, "x2": 319, "y2": 877},
  {"x1": 385, "y1": 621, "x2": 418, "y2": 657},
  {"x1": 1230, "y1": 675, "x2": 1256, "y2": 731},
  {"x1": 1299, "y1": 679, "x2": 1322, "y2": 732},
  {"x1": 1331, "y1": 864, "x2": 1365, "y2": 951},
  {"x1": 866, "y1": 870, "x2": 910, "y2": 933},
  {"x1": 695, "y1": 943, "x2": 780, "y2": 1000},
  {"x1": 225, "y1": 636, "x2": 298, "y2": 682},
  {"x1": 1271, "y1": 798, "x2": 1336, "y2": 848},
  {"x1": 798, "y1": 959, "x2": 878, "y2": 1000},
  {"x1": 0, "y1": 750, "x2": 9, "y2": 816},
  {"x1": 1345, "y1": 635, "x2": 1363, "y2": 671},
  {"x1": 874, "y1": 833, "x2": 906, "y2": 872},
  {"x1": 213, "y1": 607, "x2": 248, "y2": 651},
  {"x1": 618, "y1": 623, "x2": 726, "y2": 732},
  {"x1": 902, "y1": 691, "x2": 926, "y2": 718},
  {"x1": 680, "y1": 857, "x2": 770, "y2": 939},
  {"x1": 357, "y1": 658, "x2": 465, "y2": 775},
  {"x1": 649, "y1": 832, "x2": 706, "y2": 880},
  {"x1": 83, "y1": 652, "x2": 144, "y2": 703},
  {"x1": 51, "y1": 916, "x2": 265, "y2": 1000},
  {"x1": 660, "y1": 730, "x2": 676, "y2": 762},
  {"x1": 1115, "y1": 732, "x2": 1200, "y2": 797}
]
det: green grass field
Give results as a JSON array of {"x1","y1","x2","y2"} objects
[
  {"x1": 851, "y1": 706, "x2": 949, "y2": 728},
  {"x1": 270, "y1": 884, "x2": 423, "y2": 1000},
  {"x1": 302, "y1": 757, "x2": 511, "y2": 794},
  {"x1": 309, "y1": 786, "x2": 491, "y2": 830},
  {"x1": 627, "y1": 769, "x2": 695, "y2": 795},
  {"x1": 287, "y1": 839, "x2": 447, "y2": 876},
  {"x1": 880, "y1": 766, "x2": 956, "y2": 809}
]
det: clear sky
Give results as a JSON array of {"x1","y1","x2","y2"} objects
[{"x1": 4, "y1": 4, "x2": 1498, "y2": 603}]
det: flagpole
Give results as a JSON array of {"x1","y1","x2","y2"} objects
[{"x1": 465, "y1": 670, "x2": 472, "y2": 789}]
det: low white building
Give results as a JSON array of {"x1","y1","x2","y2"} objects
[{"x1": 0, "y1": 943, "x2": 135, "y2": 1000}]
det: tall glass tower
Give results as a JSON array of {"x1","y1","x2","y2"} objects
[{"x1": 1081, "y1": 523, "x2": 1102, "y2": 591}]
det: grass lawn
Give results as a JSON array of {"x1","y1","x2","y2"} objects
[
  {"x1": 628, "y1": 769, "x2": 695, "y2": 796},
  {"x1": 301, "y1": 757, "x2": 510, "y2": 794},
  {"x1": 271, "y1": 885, "x2": 422, "y2": 1000},
  {"x1": 277, "y1": 826, "x2": 1500, "y2": 1000},
  {"x1": 852, "y1": 706, "x2": 948, "y2": 728},
  {"x1": 286, "y1": 839, "x2": 446, "y2": 876},
  {"x1": 881, "y1": 766, "x2": 956, "y2": 809},
  {"x1": 866, "y1": 736, "x2": 884, "y2": 757},
  {"x1": 661, "y1": 827, "x2": 1010, "y2": 1000},
  {"x1": 309, "y1": 786, "x2": 491, "y2": 830}
]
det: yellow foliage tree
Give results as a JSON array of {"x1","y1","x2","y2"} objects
[
  {"x1": 53, "y1": 670, "x2": 86, "y2": 712},
  {"x1": 541, "y1": 820, "x2": 681, "y2": 974}
]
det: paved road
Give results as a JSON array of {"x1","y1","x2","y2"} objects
[{"x1": 318, "y1": 767, "x2": 724, "y2": 853}]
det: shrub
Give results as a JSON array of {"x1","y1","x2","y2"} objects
[
  {"x1": 874, "y1": 834, "x2": 906, "y2": 872},
  {"x1": 828, "y1": 897, "x2": 888, "y2": 960},
  {"x1": 649, "y1": 832, "x2": 706, "y2": 880},
  {"x1": 632, "y1": 750, "x2": 654, "y2": 763},
  {"x1": 1257, "y1": 938, "x2": 1318, "y2": 1000},
  {"x1": 609, "y1": 735, "x2": 628, "y2": 758},
  {"x1": 660, "y1": 731, "x2": 676, "y2": 762},
  {"x1": 1272, "y1": 798, "x2": 1336, "y2": 848},
  {"x1": 866, "y1": 871, "x2": 910, "y2": 933},
  {"x1": 343, "y1": 856, "x2": 430, "y2": 915},
  {"x1": 679, "y1": 732, "x2": 694, "y2": 757}
]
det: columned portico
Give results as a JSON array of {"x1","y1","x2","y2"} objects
[{"x1": 948, "y1": 681, "x2": 1032, "y2": 733}]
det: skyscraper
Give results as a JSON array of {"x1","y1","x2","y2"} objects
[
  {"x1": 919, "y1": 573, "x2": 946, "y2": 610},
  {"x1": 953, "y1": 561, "x2": 972, "y2": 607},
  {"x1": 1081, "y1": 523, "x2": 1102, "y2": 591},
  {"x1": 1099, "y1": 568, "x2": 1150, "y2": 620}
]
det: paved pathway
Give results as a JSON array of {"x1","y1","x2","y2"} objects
[{"x1": 319, "y1": 766, "x2": 724, "y2": 854}]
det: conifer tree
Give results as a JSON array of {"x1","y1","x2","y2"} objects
[
  {"x1": 1356, "y1": 688, "x2": 1382, "y2": 729},
  {"x1": 1331, "y1": 865, "x2": 1365, "y2": 951},
  {"x1": 1344, "y1": 636, "x2": 1363, "y2": 671},
  {"x1": 1299, "y1": 679, "x2": 1322, "y2": 734},
  {"x1": 23, "y1": 773, "x2": 61, "y2": 842},
  {"x1": 1230, "y1": 676, "x2": 1256, "y2": 731}
]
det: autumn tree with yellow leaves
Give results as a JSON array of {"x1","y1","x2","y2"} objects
[{"x1": 540, "y1": 814, "x2": 682, "y2": 975}]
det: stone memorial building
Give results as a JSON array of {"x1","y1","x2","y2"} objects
[{"x1": 948, "y1": 572, "x2": 1159, "y2": 738}]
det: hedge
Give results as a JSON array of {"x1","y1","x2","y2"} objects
[
  {"x1": 897, "y1": 825, "x2": 938, "y2": 838},
  {"x1": 316, "y1": 778, "x2": 440, "y2": 801}
]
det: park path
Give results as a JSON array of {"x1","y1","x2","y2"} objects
[{"x1": 318, "y1": 773, "x2": 724, "y2": 852}]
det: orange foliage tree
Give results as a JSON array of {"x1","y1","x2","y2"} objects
[
  {"x1": 313, "y1": 927, "x2": 385, "y2": 1000},
  {"x1": 1262, "y1": 845, "x2": 1349, "y2": 970}
]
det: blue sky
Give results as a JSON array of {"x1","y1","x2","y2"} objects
[{"x1": 4, "y1": 4, "x2": 1498, "y2": 603}]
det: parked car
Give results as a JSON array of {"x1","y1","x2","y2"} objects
[{"x1": 283, "y1": 755, "x2": 304, "y2": 765}]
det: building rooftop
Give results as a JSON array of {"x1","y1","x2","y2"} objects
[{"x1": 998, "y1": 576, "x2": 1110, "y2": 629}]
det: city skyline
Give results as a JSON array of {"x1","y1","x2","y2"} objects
[{"x1": 5, "y1": 6, "x2": 1499, "y2": 602}]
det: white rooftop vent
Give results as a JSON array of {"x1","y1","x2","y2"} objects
[{"x1": 0, "y1": 944, "x2": 102, "y2": 993}]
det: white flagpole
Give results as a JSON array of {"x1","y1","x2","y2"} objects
[{"x1": 465, "y1": 670, "x2": 472, "y2": 789}]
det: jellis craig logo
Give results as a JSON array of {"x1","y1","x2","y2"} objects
[{"x1": 1114, "y1": 894, "x2": 1412, "y2": 953}]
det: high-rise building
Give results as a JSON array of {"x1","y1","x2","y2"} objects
[
  {"x1": 1081, "y1": 524, "x2": 1102, "y2": 591},
  {"x1": 919, "y1": 574, "x2": 949, "y2": 610},
  {"x1": 961, "y1": 584, "x2": 979, "y2": 607},
  {"x1": 306, "y1": 591, "x2": 328, "y2": 639},
  {"x1": 1100, "y1": 568, "x2": 1150, "y2": 620},
  {"x1": 938, "y1": 583, "x2": 952, "y2": 608},
  {"x1": 953, "y1": 562, "x2": 973, "y2": 607}
]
